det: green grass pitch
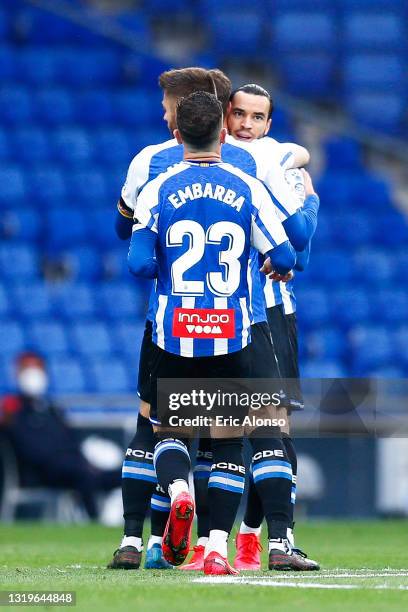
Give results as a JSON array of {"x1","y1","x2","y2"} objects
[{"x1": 1, "y1": 521, "x2": 407, "y2": 611}]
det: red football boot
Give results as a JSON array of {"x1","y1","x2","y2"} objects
[
  {"x1": 178, "y1": 545, "x2": 205, "y2": 571},
  {"x1": 162, "y1": 492, "x2": 195, "y2": 566},
  {"x1": 204, "y1": 551, "x2": 239, "y2": 575},
  {"x1": 233, "y1": 533, "x2": 262, "y2": 570}
]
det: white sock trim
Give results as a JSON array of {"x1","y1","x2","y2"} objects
[
  {"x1": 197, "y1": 537, "x2": 208, "y2": 547},
  {"x1": 205, "y1": 530, "x2": 228, "y2": 559},
  {"x1": 287, "y1": 527, "x2": 295, "y2": 548},
  {"x1": 168, "y1": 479, "x2": 189, "y2": 505},
  {"x1": 239, "y1": 522, "x2": 262, "y2": 536},
  {"x1": 147, "y1": 535, "x2": 162, "y2": 550},
  {"x1": 121, "y1": 536, "x2": 143, "y2": 552}
]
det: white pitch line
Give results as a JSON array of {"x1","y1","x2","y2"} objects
[
  {"x1": 193, "y1": 577, "x2": 408, "y2": 591},
  {"x1": 246, "y1": 571, "x2": 408, "y2": 579}
]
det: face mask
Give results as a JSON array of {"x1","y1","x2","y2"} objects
[{"x1": 17, "y1": 367, "x2": 48, "y2": 397}]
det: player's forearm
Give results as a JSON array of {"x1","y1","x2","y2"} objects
[
  {"x1": 115, "y1": 210, "x2": 133, "y2": 240},
  {"x1": 265, "y1": 240, "x2": 296, "y2": 276},
  {"x1": 294, "y1": 241, "x2": 311, "y2": 271},
  {"x1": 128, "y1": 226, "x2": 158, "y2": 278},
  {"x1": 116, "y1": 197, "x2": 134, "y2": 239},
  {"x1": 288, "y1": 144, "x2": 310, "y2": 168},
  {"x1": 282, "y1": 194, "x2": 320, "y2": 251}
]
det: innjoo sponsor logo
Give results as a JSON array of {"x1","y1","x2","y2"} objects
[{"x1": 172, "y1": 308, "x2": 235, "y2": 339}]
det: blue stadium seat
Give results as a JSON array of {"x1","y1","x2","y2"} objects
[
  {"x1": 295, "y1": 287, "x2": 330, "y2": 328},
  {"x1": 53, "y1": 128, "x2": 92, "y2": 165},
  {"x1": 48, "y1": 355, "x2": 87, "y2": 393},
  {"x1": 0, "y1": 357, "x2": 14, "y2": 393},
  {"x1": 53, "y1": 283, "x2": 96, "y2": 319},
  {"x1": 113, "y1": 90, "x2": 161, "y2": 125},
  {"x1": 343, "y1": 54, "x2": 403, "y2": 90},
  {"x1": 144, "y1": 0, "x2": 190, "y2": 11},
  {"x1": 0, "y1": 127, "x2": 9, "y2": 161},
  {"x1": 64, "y1": 245, "x2": 102, "y2": 280},
  {"x1": 350, "y1": 326, "x2": 393, "y2": 373},
  {"x1": 317, "y1": 171, "x2": 354, "y2": 209},
  {"x1": 28, "y1": 321, "x2": 69, "y2": 355},
  {"x1": 0, "y1": 46, "x2": 17, "y2": 80},
  {"x1": 0, "y1": 86, "x2": 33, "y2": 123},
  {"x1": 34, "y1": 88, "x2": 75, "y2": 124},
  {"x1": 0, "y1": 320, "x2": 25, "y2": 355},
  {"x1": 393, "y1": 326, "x2": 408, "y2": 367},
  {"x1": 11, "y1": 282, "x2": 53, "y2": 319},
  {"x1": 207, "y1": 12, "x2": 263, "y2": 54},
  {"x1": 394, "y1": 251, "x2": 408, "y2": 283},
  {"x1": 6, "y1": 208, "x2": 43, "y2": 242},
  {"x1": 353, "y1": 175, "x2": 393, "y2": 212},
  {"x1": 70, "y1": 321, "x2": 113, "y2": 356},
  {"x1": 373, "y1": 213, "x2": 408, "y2": 247},
  {"x1": 306, "y1": 251, "x2": 353, "y2": 285},
  {"x1": 374, "y1": 289, "x2": 408, "y2": 324},
  {"x1": 87, "y1": 357, "x2": 132, "y2": 393},
  {"x1": 343, "y1": 13, "x2": 405, "y2": 51},
  {"x1": 312, "y1": 214, "x2": 332, "y2": 248},
  {"x1": 331, "y1": 212, "x2": 374, "y2": 246},
  {"x1": 268, "y1": 0, "x2": 335, "y2": 10},
  {"x1": 0, "y1": 285, "x2": 10, "y2": 320},
  {"x1": 27, "y1": 167, "x2": 67, "y2": 206},
  {"x1": 93, "y1": 129, "x2": 133, "y2": 164},
  {"x1": 273, "y1": 12, "x2": 336, "y2": 51},
  {"x1": 331, "y1": 288, "x2": 371, "y2": 328},
  {"x1": 129, "y1": 128, "x2": 171, "y2": 153},
  {"x1": 76, "y1": 90, "x2": 114, "y2": 124},
  {"x1": 65, "y1": 168, "x2": 108, "y2": 206},
  {"x1": 60, "y1": 49, "x2": 121, "y2": 86},
  {"x1": 0, "y1": 9, "x2": 10, "y2": 40},
  {"x1": 324, "y1": 137, "x2": 363, "y2": 170},
  {"x1": 339, "y1": 0, "x2": 406, "y2": 8},
  {"x1": 306, "y1": 329, "x2": 347, "y2": 360},
  {"x1": 46, "y1": 209, "x2": 88, "y2": 249},
  {"x1": 0, "y1": 243, "x2": 39, "y2": 279},
  {"x1": 103, "y1": 246, "x2": 132, "y2": 279},
  {"x1": 12, "y1": 128, "x2": 50, "y2": 164},
  {"x1": 346, "y1": 91, "x2": 405, "y2": 131},
  {"x1": 278, "y1": 53, "x2": 335, "y2": 97},
  {"x1": 0, "y1": 283, "x2": 8, "y2": 316},
  {"x1": 112, "y1": 321, "x2": 146, "y2": 358},
  {"x1": 18, "y1": 48, "x2": 58, "y2": 85},
  {"x1": 353, "y1": 249, "x2": 393, "y2": 284},
  {"x1": 88, "y1": 209, "x2": 118, "y2": 248},
  {"x1": 0, "y1": 167, "x2": 26, "y2": 205},
  {"x1": 18, "y1": 8, "x2": 90, "y2": 44},
  {"x1": 301, "y1": 359, "x2": 347, "y2": 378},
  {"x1": 98, "y1": 281, "x2": 148, "y2": 320}
]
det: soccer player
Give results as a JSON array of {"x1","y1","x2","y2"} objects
[
  {"x1": 227, "y1": 84, "x2": 317, "y2": 571},
  {"x1": 127, "y1": 90, "x2": 296, "y2": 574},
  {"x1": 185, "y1": 84, "x2": 318, "y2": 572},
  {"x1": 108, "y1": 67, "x2": 319, "y2": 571}
]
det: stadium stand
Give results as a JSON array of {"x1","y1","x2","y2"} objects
[{"x1": 0, "y1": 0, "x2": 407, "y2": 394}]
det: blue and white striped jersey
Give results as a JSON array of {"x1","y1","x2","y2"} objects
[
  {"x1": 133, "y1": 160, "x2": 290, "y2": 358},
  {"x1": 122, "y1": 135, "x2": 301, "y2": 323},
  {"x1": 262, "y1": 168, "x2": 305, "y2": 313}
]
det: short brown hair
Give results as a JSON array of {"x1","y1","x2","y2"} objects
[
  {"x1": 177, "y1": 91, "x2": 223, "y2": 150},
  {"x1": 208, "y1": 69, "x2": 232, "y2": 115},
  {"x1": 159, "y1": 67, "x2": 216, "y2": 99}
]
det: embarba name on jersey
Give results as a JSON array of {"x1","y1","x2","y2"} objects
[{"x1": 168, "y1": 182, "x2": 245, "y2": 212}]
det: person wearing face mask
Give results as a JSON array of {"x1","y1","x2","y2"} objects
[{"x1": 0, "y1": 352, "x2": 120, "y2": 520}]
